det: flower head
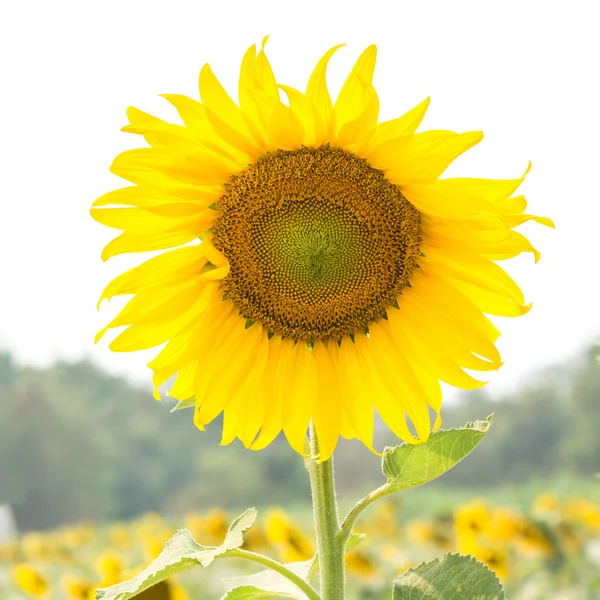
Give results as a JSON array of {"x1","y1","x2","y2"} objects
[
  {"x1": 265, "y1": 508, "x2": 314, "y2": 562},
  {"x1": 12, "y1": 563, "x2": 49, "y2": 597},
  {"x1": 92, "y1": 39, "x2": 551, "y2": 459}
]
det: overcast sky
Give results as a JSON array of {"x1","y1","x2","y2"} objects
[{"x1": 1, "y1": 0, "x2": 597, "y2": 397}]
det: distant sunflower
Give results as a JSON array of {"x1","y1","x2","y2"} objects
[
  {"x1": 92, "y1": 38, "x2": 552, "y2": 460},
  {"x1": 12, "y1": 563, "x2": 49, "y2": 597}
]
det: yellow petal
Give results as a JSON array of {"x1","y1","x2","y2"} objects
[
  {"x1": 368, "y1": 97, "x2": 431, "y2": 147},
  {"x1": 107, "y1": 290, "x2": 205, "y2": 352},
  {"x1": 401, "y1": 174, "x2": 526, "y2": 220},
  {"x1": 249, "y1": 334, "x2": 285, "y2": 450},
  {"x1": 330, "y1": 45, "x2": 377, "y2": 136},
  {"x1": 283, "y1": 342, "x2": 317, "y2": 455},
  {"x1": 386, "y1": 307, "x2": 488, "y2": 390},
  {"x1": 367, "y1": 130, "x2": 483, "y2": 184},
  {"x1": 97, "y1": 245, "x2": 205, "y2": 305},
  {"x1": 451, "y1": 280, "x2": 532, "y2": 317},
  {"x1": 306, "y1": 44, "x2": 345, "y2": 126},
  {"x1": 250, "y1": 335, "x2": 292, "y2": 450},
  {"x1": 101, "y1": 230, "x2": 202, "y2": 261},
  {"x1": 221, "y1": 328, "x2": 271, "y2": 446},
  {"x1": 91, "y1": 206, "x2": 213, "y2": 234},
  {"x1": 168, "y1": 361, "x2": 198, "y2": 400},
  {"x1": 110, "y1": 148, "x2": 235, "y2": 187},
  {"x1": 278, "y1": 84, "x2": 326, "y2": 147},
  {"x1": 338, "y1": 337, "x2": 375, "y2": 452},
  {"x1": 354, "y1": 334, "x2": 420, "y2": 443},
  {"x1": 195, "y1": 316, "x2": 262, "y2": 425},
  {"x1": 312, "y1": 340, "x2": 342, "y2": 462},
  {"x1": 198, "y1": 64, "x2": 261, "y2": 146},
  {"x1": 361, "y1": 327, "x2": 431, "y2": 442},
  {"x1": 335, "y1": 76, "x2": 379, "y2": 152}
]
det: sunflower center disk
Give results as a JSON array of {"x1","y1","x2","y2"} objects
[{"x1": 213, "y1": 145, "x2": 421, "y2": 342}]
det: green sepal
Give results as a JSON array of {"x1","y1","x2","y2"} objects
[
  {"x1": 170, "y1": 398, "x2": 195, "y2": 412},
  {"x1": 383, "y1": 415, "x2": 493, "y2": 491},
  {"x1": 95, "y1": 508, "x2": 256, "y2": 600},
  {"x1": 393, "y1": 553, "x2": 505, "y2": 600}
]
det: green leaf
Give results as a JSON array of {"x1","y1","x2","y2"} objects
[
  {"x1": 96, "y1": 508, "x2": 257, "y2": 600},
  {"x1": 223, "y1": 561, "x2": 311, "y2": 600},
  {"x1": 170, "y1": 398, "x2": 195, "y2": 412},
  {"x1": 382, "y1": 415, "x2": 493, "y2": 491},
  {"x1": 222, "y1": 586, "x2": 299, "y2": 600},
  {"x1": 393, "y1": 553, "x2": 505, "y2": 600},
  {"x1": 345, "y1": 531, "x2": 366, "y2": 551},
  {"x1": 306, "y1": 531, "x2": 365, "y2": 579}
]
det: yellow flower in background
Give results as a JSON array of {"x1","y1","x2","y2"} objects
[
  {"x1": 0, "y1": 540, "x2": 17, "y2": 562},
  {"x1": 92, "y1": 38, "x2": 551, "y2": 459},
  {"x1": 485, "y1": 508, "x2": 523, "y2": 542},
  {"x1": 515, "y1": 521, "x2": 553, "y2": 557},
  {"x1": 472, "y1": 545, "x2": 510, "y2": 582},
  {"x1": 368, "y1": 500, "x2": 400, "y2": 537},
  {"x1": 12, "y1": 563, "x2": 49, "y2": 597},
  {"x1": 563, "y1": 498, "x2": 600, "y2": 533},
  {"x1": 109, "y1": 523, "x2": 132, "y2": 550},
  {"x1": 21, "y1": 533, "x2": 47, "y2": 560},
  {"x1": 242, "y1": 522, "x2": 269, "y2": 552},
  {"x1": 202, "y1": 508, "x2": 230, "y2": 545},
  {"x1": 455, "y1": 500, "x2": 492, "y2": 551},
  {"x1": 95, "y1": 553, "x2": 123, "y2": 586},
  {"x1": 533, "y1": 492, "x2": 560, "y2": 515},
  {"x1": 555, "y1": 521, "x2": 581, "y2": 554},
  {"x1": 143, "y1": 533, "x2": 171, "y2": 563},
  {"x1": 63, "y1": 523, "x2": 96, "y2": 549},
  {"x1": 60, "y1": 574, "x2": 96, "y2": 600},
  {"x1": 265, "y1": 509, "x2": 314, "y2": 562},
  {"x1": 406, "y1": 519, "x2": 452, "y2": 550},
  {"x1": 345, "y1": 550, "x2": 378, "y2": 578},
  {"x1": 168, "y1": 581, "x2": 190, "y2": 600},
  {"x1": 184, "y1": 512, "x2": 205, "y2": 539}
]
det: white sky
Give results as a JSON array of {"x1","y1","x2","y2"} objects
[{"x1": 0, "y1": 0, "x2": 597, "y2": 396}]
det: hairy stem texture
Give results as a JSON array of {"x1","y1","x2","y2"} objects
[{"x1": 306, "y1": 424, "x2": 345, "y2": 600}]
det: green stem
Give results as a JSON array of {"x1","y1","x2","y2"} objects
[
  {"x1": 306, "y1": 423, "x2": 345, "y2": 600},
  {"x1": 338, "y1": 483, "x2": 392, "y2": 546},
  {"x1": 227, "y1": 548, "x2": 322, "y2": 600}
]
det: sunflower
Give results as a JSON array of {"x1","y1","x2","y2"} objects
[
  {"x1": 92, "y1": 38, "x2": 551, "y2": 460},
  {"x1": 12, "y1": 563, "x2": 49, "y2": 597},
  {"x1": 60, "y1": 574, "x2": 96, "y2": 600},
  {"x1": 265, "y1": 508, "x2": 314, "y2": 562}
]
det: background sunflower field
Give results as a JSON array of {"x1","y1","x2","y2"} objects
[{"x1": 2, "y1": 341, "x2": 600, "y2": 598}]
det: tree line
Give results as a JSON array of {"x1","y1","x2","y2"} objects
[{"x1": 0, "y1": 342, "x2": 598, "y2": 531}]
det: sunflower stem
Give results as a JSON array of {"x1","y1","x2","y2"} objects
[
  {"x1": 339, "y1": 483, "x2": 392, "y2": 546},
  {"x1": 306, "y1": 423, "x2": 345, "y2": 600}
]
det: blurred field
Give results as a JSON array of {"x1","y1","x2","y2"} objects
[
  {"x1": 2, "y1": 492, "x2": 600, "y2": 599},
  {"x1": 2, "y1": 339, "x2": 600, "y2": 599}
]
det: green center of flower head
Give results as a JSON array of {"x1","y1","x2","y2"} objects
[
  {"x1": 258, "y1": 199, "x2": 365, "y2": 291},
  {"x1": 213, "y1": 145, "x2": 422, "y2": 342}
]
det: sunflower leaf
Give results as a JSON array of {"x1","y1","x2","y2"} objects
[
  {"x1": 393, "y1": 552, "x2": 505, "y2": 599},
  {"x1": 382, "y1": 415, "x2": 493, "y2": 491},
  {"x1": 222, "y1": 561, "x2": 312, "y2": 600},
  {"x1": 222, "y1": 586, "x2": 301, "y2": 600},
  {"x1": 95, "y1": 508, "x2": 256, "y2": 600}
]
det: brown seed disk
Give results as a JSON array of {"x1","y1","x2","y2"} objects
[{"x1": 212, "y1": 145, "x2": 421, "y2": 342}]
